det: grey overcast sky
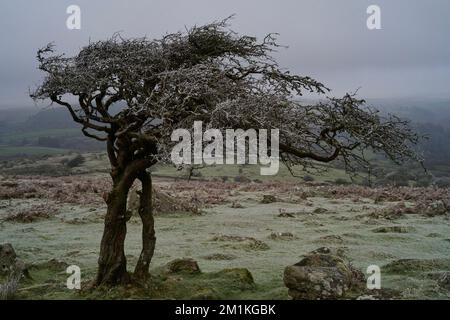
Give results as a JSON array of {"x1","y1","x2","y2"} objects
[{"x1": 0, "y1": 0, "x2": 449, "y2": 108}]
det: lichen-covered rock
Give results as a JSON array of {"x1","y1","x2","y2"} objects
[
  {"x1": 165, "y1": 258, "x2": 201, "y2": 274},
  {"x1": 424, "y1": 200, "x2": 448, "y2": 217},
  {"x1": 437, "y1": 272, "x2": 450, "y2": 289},
  {"x1": 0, "y1": 243, "x2": 29, "y2": 283},
  {"x1": 0, "y1": 243, "x2": 17, "y2": 275},
  {"x1": 283, "y1": 250, "x2": 365, "y2": 300}
]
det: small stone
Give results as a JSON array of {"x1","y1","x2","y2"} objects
[
  {"x1": 270, "y1": 232, "x2": 295, "y2": 240},
  {"x1": 234, "y1": 176, "x2": 251, "y2": 183},
  {"x1": 261, "y1": 195, "x2": 277, "y2": 204},
  {"x1": 231, "y1": 202, "x2": 244, "y2": 209},
  {"x1": 313, "y1": 208, "x2": 328, "y2": 214},
  {"x1": 372, "y1": 226, "x2": 415, "y2": 233},
  {"x1": 278, "y1": 212, "x2": 295, "y2": 218}
]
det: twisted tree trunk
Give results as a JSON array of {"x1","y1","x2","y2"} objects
[
  {"x1": 95, "y1": 135, "x2": 156, "y2": 286},
  {"x1": 134, "y1": 172, "x2": 156, "y2": 279},
  {"x1": 96, "y1": 175, "x2": 134, "y2": 286}
]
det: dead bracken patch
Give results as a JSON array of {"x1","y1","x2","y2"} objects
[
  {"x1": 0, "y1": 176, "x2": 109, "y2": 205},
  {"x1": 322, "y1": 185, "x2": 450, "y2": 209},
  {"x1": 4, "y1": 204, "x2": 58, "y2": 223},
  {"x1": 367, "y1": 200, "x2": 449, "y2": 220},
  {"x1": 1, "y1": 175, "x2": 448, "y2": 220}
]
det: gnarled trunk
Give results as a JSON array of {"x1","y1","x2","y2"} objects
[
  {"x1": 96, "y1": 178, "x2": 133, "y2": 286},
  {"x1": 95, "y1": 135, "x2": 156, "y2": 286},
  {"x1": 134, "y1": 172, "x2": 156, "y2": 279}
]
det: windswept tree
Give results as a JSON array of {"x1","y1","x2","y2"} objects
[{"x1": 31, "y1": 19, "x2": 420, "y2": 286}]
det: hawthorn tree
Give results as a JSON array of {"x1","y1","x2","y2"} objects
[{"x1": 31, "y1": 19, "x2": 420, "y2": 286}]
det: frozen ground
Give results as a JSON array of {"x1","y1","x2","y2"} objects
[{"x1": 1, "y1": 175, "x2": 449, "y2": 299}]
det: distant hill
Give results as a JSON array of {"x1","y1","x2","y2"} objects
[
  {"x1": 0, "y1": 107, "x2": 40, "y2": 135},
  {"x1": 366, "y1": 98, "x2": 450, "y2": 167},
  {"x1": 18, "y1": 107, "x2": 79, "y2": 131},
  {"x1": 0, "y1": 106, "x2": 103, "y2": 154},
  {"x1": 1, "y1": 99, "x2": 450, "y2": 168},
  {"x1": 369, "y1": 98, "x2": 450, "y2": 130}
]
